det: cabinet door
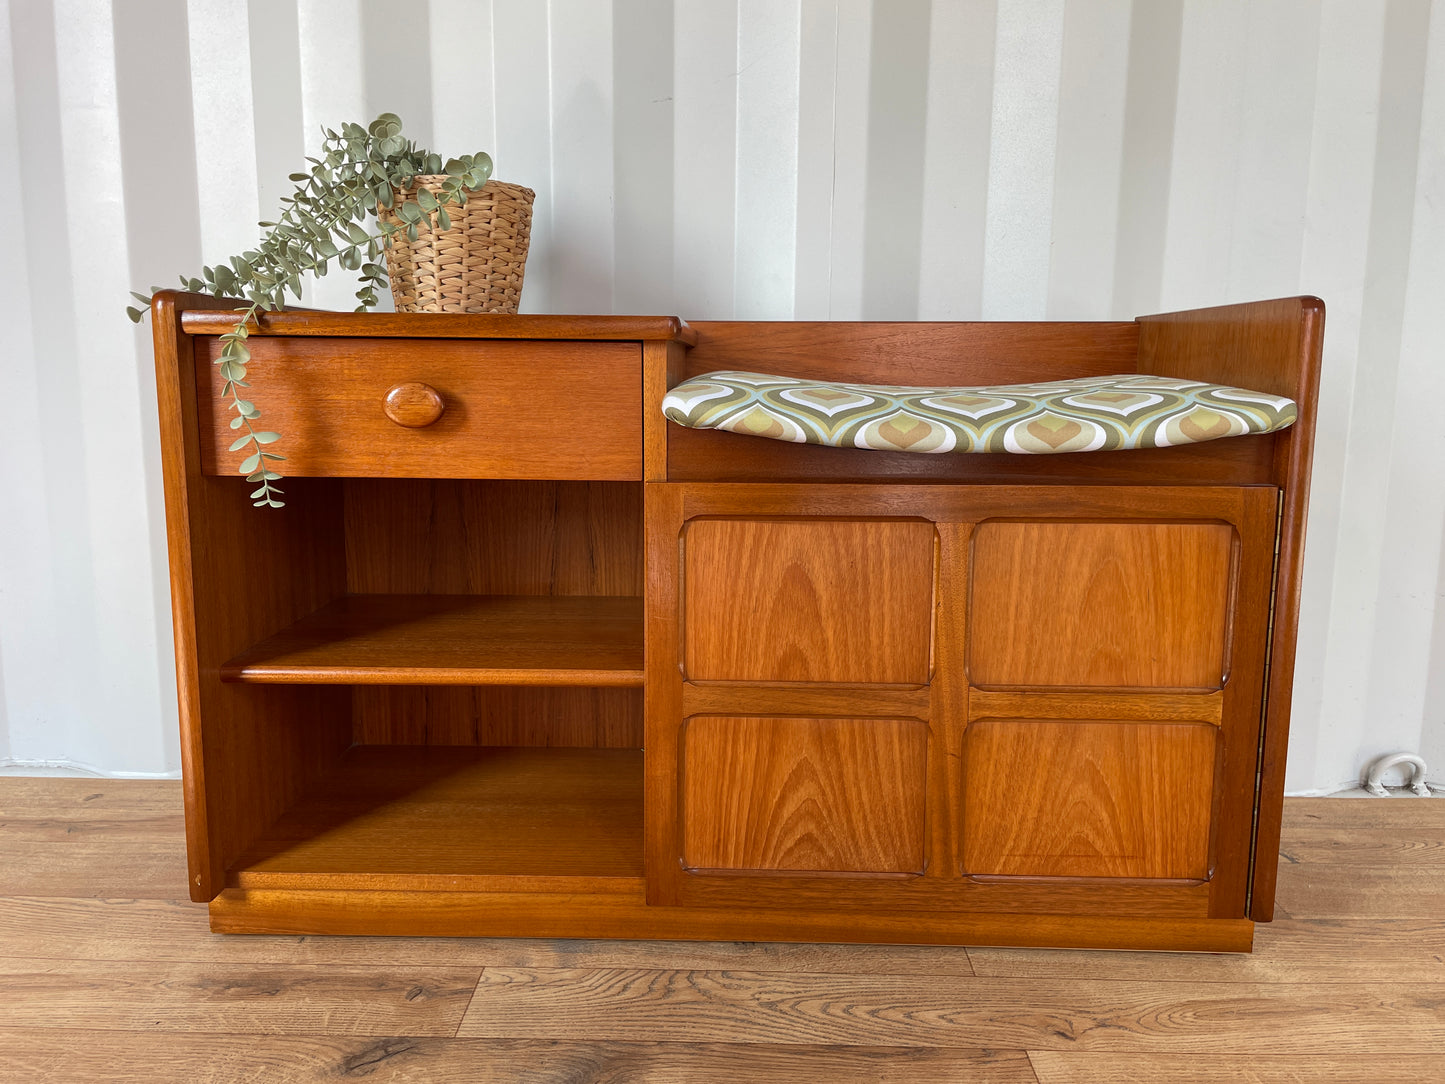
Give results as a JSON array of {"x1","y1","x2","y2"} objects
[{"x1": 646, "y1": 484, "x2": 1276, "y2": 919}]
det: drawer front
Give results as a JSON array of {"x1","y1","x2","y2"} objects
[{"x1": 197, "y1": 337, "x2": 641, "y2": 480}]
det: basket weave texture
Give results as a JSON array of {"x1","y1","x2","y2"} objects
[{"x1": 381, "y1": 177, "x2": 535, "y2": 313}]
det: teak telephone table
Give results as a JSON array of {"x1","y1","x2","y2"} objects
[{"x1": 150, "y1": 293, "x2": 1322, "y2": 952}]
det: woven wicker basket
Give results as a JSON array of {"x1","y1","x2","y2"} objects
[{"x1": 381, "y1": 177, "x2": 535, "y2": 313}]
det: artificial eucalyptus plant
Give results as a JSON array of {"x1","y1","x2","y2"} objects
[{"x1": 128, "y1": 113, "x2": 493, "y2": 507}]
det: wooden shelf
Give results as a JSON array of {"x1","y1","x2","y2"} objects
[
  {"x1": 228, "y1": 745, "x2": 643, "y2": 894},
  {"x1": 220, "y1": 594, "x2": 643, "y2": 686}
]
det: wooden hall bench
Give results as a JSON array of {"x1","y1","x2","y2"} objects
[{"x1": 150, "y1": 293, "x2": 1322, "y2": 951}]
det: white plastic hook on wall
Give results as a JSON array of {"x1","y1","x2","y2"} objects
[{"x1": 1363, "y1": 753, "x2": 1432, "y2": 797}]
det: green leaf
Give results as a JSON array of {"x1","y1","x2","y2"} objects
[
  {"x1": 436, "y1": 207, "x2": 450, "y2": 231},
  {"x1": 126, "y1": 306, "x2": 145, "y2": 323},
  {"x1": 239, "y1": 452, "x2": 261, "y2": 474},
  {"x1": 251, "y1": 486, "x2": 269, "y2": 499},
  {"x1": 398, "y1": 201, "x2": 422, "y2": 223},
  {"x1": 416, "y1": 188, "x2": 438, "y2": 211},
  {"x1": 370, "y1": 112, "x2": 403, "y2": 138},
  {"x1": 229, "y1": 415, "x2": 245, "y2": 430},
  {"x1": 252, "y1": 431, "x2": 281, "y2": 444},
  {"x1": 229, "y1": 434, "x2": 254, "y2": 451}
]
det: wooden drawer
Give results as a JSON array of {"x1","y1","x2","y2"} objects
[{"x1": 196, "y1": 336, "x2": 642, "y2": 480}]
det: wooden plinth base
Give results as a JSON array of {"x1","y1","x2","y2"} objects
[{"x1": 211, "y1": 888, "x2": 1254, "y2": 953}]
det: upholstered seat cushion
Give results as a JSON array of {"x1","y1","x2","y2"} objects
[{"x1": 661, "y1": 370, "x2": 1297, "y2": 454}]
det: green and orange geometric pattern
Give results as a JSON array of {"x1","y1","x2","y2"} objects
[{"x1": 662, "y1": 370, "x2": 1297, "y2": 454}]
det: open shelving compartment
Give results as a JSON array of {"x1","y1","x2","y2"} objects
[{"x1": 202, "y1": 476, "x2": 647, "y2": 900}]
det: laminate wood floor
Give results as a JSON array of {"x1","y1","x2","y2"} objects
[{"x1": 0, "y1": 780, "x2": 1440, "y2": 1082}]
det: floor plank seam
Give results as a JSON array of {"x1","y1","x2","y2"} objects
[{"x1": 455, "y1": 965, "x2": 486, "y2": 1037}]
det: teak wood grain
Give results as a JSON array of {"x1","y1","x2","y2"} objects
[
  {"x1": 681, "y1": 682, "x2": 932, "y2": 719},
  {"x1": 181, "y1": 308, "x2": 696, "y2": 344},
  {"x1": 380, "y1": 380, "x2": 445, "y2": 427},
  {"x1": 682, "y1": 320, "x2": 1141, "y2": 384},
  {"x1": 1138, "y1": 296, "x2": 1323, "y2": 919},
  {"x1": 343, "y1": 479, "x2": 643, "y2": 597},
  {"x1": 350, "y1": 686, "x2": 643, "y2": 748},
  {"x1": 968, "y1": 689, "x2": 1224, "y2": 725},
  {"x1": 681, "y1": 716, "x2": 928, "y2": 875},
  {"x1": 647, "y1": 481, "x2": 1272, "y2": 922},
  {"x1": 682, "y1": 517, "x2": 936, "y2": 683},
  {"x1": 208, "y1": 886, "x2": 1245, "y2": 948},
  {"x1": 962, "y1": 720, "x2": 1218, "y2": 880},
  {"x1": 219, "y1": 594, "x2": 644, "y2": 686},
  {"x1": 195, "y1": 337, "x2": 643, "y2": 480},
  {"x1": 969, "y1": 520, "x2": 1235, "y2": 689},
  {"x1": 148, "y1": 292, "x2": 1319, "y2": 949},
  {"x1": 152, "y1": 293, "x2": 353, "y2": 903},
  {"x1": 228, "y1": 745, "x2": 643, "y2": 893}
]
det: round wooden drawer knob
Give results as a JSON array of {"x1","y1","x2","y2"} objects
[{"x1": 383, "y1": 382, "x2": 445, "y2": 427}]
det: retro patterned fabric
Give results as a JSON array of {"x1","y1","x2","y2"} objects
[{"x1": 661, "y1": 370, "x2": 1298, "y2": 454}]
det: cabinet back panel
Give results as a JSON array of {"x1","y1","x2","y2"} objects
[
  {"x1": 682, "y1": 716, "x2": 928, "y2": 874},
  {"x1": 344, "y1": 479, "x2": 643, "y2": 596},
  {"x1": 682, "y1": 518, "x2": 936, "y2": 683},
  {"x1": 352, "y1": 686, "x2": 643, "y2": 748},
  {"x1": 969, "y1": 521, "x2": 1234, "y2": 689},
  {"x1": 682, "y1": 321, "x2": 1140, "y2": 384},
  {"x1": 962, "y1": 719, "x2": 1217, "y2": 880}
]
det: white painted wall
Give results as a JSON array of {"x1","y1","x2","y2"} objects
[{"x1": 1, "y1": 0, "x2": 1441, "y2": 792}]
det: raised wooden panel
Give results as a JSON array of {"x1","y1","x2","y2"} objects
[
  {"x1": 683, "y1": 519, "x2": 935, "y2": 683},
  {"x1": 969, "y1": 521, "x2": 1234, "y2": 689},
  {"x1": 682, "y1": 716, "x2": 927, "y2": 874},
  {"x1": 962, "y1": 720, "x2": 1217, "y2": 880},
  {"x1": 196, "y1": 337, "x2": 641, "y2": 480}
]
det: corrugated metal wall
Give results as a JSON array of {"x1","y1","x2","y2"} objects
[{"x1": 1, "y1": 0, "x2": 1441, "y2": 791}]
